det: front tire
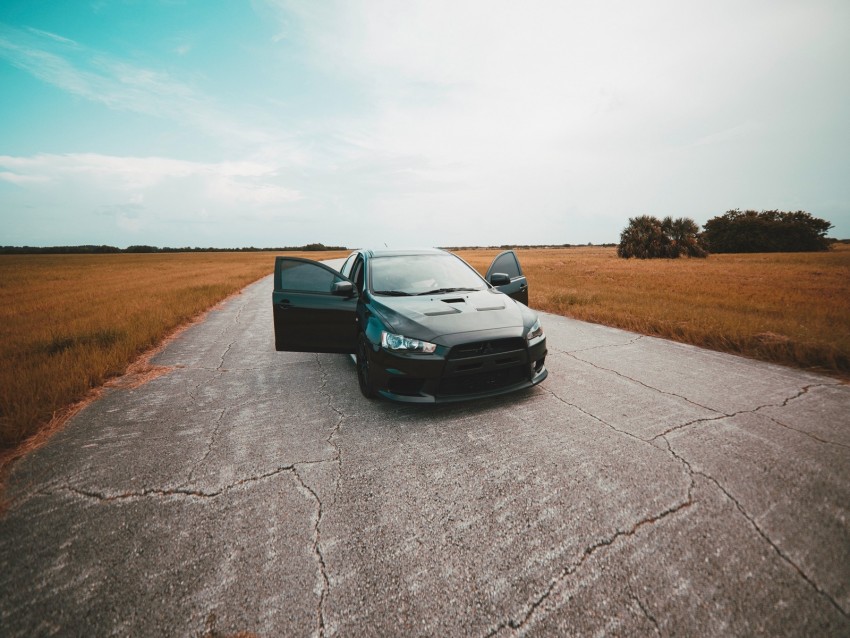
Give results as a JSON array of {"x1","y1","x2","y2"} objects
[{"x1": 356, "y1": 333, "x2": 378, "y2": 399}]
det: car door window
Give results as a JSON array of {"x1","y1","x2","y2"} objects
[
  {"x1": 279, "y1": 259, "x2": 345, "y2": 293},
  {"x1": 351, "y1": 258, "x2": 365, "y2": 294},
  {"x1": 490, "y1": 252, "x2": 521, "y2": 279},
  {"x1": 339, "y1": 253, "x2": 356, "y2": 277}
]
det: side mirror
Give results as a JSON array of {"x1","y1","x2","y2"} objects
[
  {"x1": 489, "y1": 272, "x2": 511, "y2": 286},
  {"x1": 332, "y1": 281, "x2": 355, "y2": 296}
]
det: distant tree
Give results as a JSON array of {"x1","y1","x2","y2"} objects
[
  {"x1": 617, "y1": 215, "x2": 707, "y2": 259},
  {"x1": 0, "y1": 245, "x2": 122, "y2": 254},
  {"x1": 0, "y1": 243, "x2": 349, "y2": 254},
  {"x1": 618, "y1": 216, "x2": 669, "y2": 259},
  {"x1": 125, "y1": 245, "x2": 159, "y2": 253},
  {"x1": 665, "y1": 217, "x2": 707, "y2": 258},
  {"x1": 92, "y1": 245, "x2": 122, "y2": 253},
  {"x1": 702, "y1": 210, "x2": 832, "y2": 253}
]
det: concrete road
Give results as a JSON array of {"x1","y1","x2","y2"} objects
[{"x1": 2, "y1": 274, "x2": 849, "y2": 637}]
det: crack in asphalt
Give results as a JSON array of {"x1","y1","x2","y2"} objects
[
  {"x1": 52, "y1": 465, "x2": 297, "y2": 501},
  {"x1": 170, "y1": 296, "x2": 247, "y2": 375},
  {"x1": 702, "y1": 473, "x2": 849, "y2": 620},
  {"x1": 558, "y1": 350, "x2": 719, "y2": 414},
  {"x1": 542, "y1": 382, "x2": 700, "y2": 513},
  {"x1": 184, "y1": 407, "x2": 228, "y2": 485},
  {"x1": 627, "y1": 583, "x2": 661, "y2": 636},
  {"x1": 560, "y1": 334, "x2": 645, "y2": 355},
  {"x1": 217, "y1": 341, "x2": 235, "y2": 371},
  {"x1": 541, "y1": 377, "x2": 698, "y2": 499},
  {"x1": 315, "y1": 354, "x2": 345, "y2": 502},
  {"x1": 290, "y1": 466, "x2": 329, "y2": 638},
  {"x1": 518, "y1": 384, "x2": 703, "y2": 636},
  {"x1": 486, "y1": 402, "x2": 696, "y2": 638},
  {"x1": 651, "y1": 413, "x2": 728, "y2": 441},
  {"x1": 297, "y1": 353, "x2": 350, "y2": 638},
  {"x1": 661, "y1": 435, "x2": 850, "y2": 621},
  {"x1": 186, "y1": 370, "x2": 222, "y2": 406},
  {"x1": 762, "y1": 413, "x2": 850, "y2": 449},
  {"x1": 484, "y1": 496, "x2": 694, "y2": 637},
  {"x1": 550, "y1": 347, "x2": 841, "y2": 450},
  {"x1": 651, "y1": 384, "x2": 840, "y2": 443},
  {"x1": 543, "y1": 371, "x2": 848, "y2": 623},
  {"x1": 178, "y1": 301, "x2": 260, "y2": 483},
  {"x1": 541, "y1": 386, "x2": 652, "y2": 444}
]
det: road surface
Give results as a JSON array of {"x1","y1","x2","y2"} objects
[{"x1": 2, "y1": 273, "x2": 849, "y2": 636}]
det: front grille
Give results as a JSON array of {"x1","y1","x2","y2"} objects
[
  {"x1": 437, "y1": 365, "x2": 527, "y2": 396},
  {"x1": 447, "y1": 338, "x2": 526, "y2": 360}
]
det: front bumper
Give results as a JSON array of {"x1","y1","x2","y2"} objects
[{"x1": 363, "y1": 332, "x2": 548, "y2": 403}]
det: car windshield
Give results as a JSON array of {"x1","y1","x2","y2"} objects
[{"x1": 370, "y1": 254, "x2": 486, "y2": 296}]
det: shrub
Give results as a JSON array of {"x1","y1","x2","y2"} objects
[
  {"x1": 617, "y1": 216, "x2": 707, "y2": 259},
  {"x1": 702, "y1": 210, "x2": 832, "y2": 253}
]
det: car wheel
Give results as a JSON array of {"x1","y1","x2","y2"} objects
[{"x1": 356, "y1": 333, "x2": 378, "y2": 399}]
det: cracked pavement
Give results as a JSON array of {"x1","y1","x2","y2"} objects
[{"x1": 1, "y1": 275, "x2": 849, "y2": 637}]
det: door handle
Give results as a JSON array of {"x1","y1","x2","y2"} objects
[{"x1": 278, "y1": 299, "x2": 291, "y2": 309}]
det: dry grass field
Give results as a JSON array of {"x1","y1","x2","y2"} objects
[
  {"x1": 458, "y1": 245, "x2": 850, "y2": 379},
  {"x1": 2, "y1": 246, "x2": 848, "y2": 463},
  {"x1": 0, "y1": 251, "x2": 347, "y2": 455}
]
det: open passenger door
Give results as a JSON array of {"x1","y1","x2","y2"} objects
[
  {"x1": 273, "y1": 257, "x2": 358, "y2": 353},
  {"x1": 485, "y1": 250, "x2": 529, "y2": 305}
]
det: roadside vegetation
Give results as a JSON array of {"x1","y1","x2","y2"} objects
[
  {"x1": 616, "y1": 209, "x2": 833, "y2": 259},
  {"x1": 458, "y1": 245, "x2": 850, "y2": 378},
  {"x1": 0, "y1": 251, "x2": 347, "y2": 457}
]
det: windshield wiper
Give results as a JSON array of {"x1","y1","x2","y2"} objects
[
  {"x1": 373, "y1": 290, "x2": 413, "y2": 296},
  {"x1": 416, "y1": 287, "x2": 479, "y2": 296}
]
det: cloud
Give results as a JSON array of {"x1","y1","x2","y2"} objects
[
  {"x1": 0, "y1": 22, "x2": 272, "y2": 147},
  {"x1": 0, "y1": 153, "x2": 301, "y2": 205},
  {"x1": 0, "y1": 150, "x2": 320, "y2": 245},
  {"x1": 254, "y1": 0, "x2": 850, "y2": 243},
  {"x1": 24, "y1": 27, "x2": 78, "y2": 46},
  {"x1": 0, "y1": 171, "x2": 49, "y2": 184},
  {"x1": 2, "y1": 3, "x2": 847, "y2": 246}
]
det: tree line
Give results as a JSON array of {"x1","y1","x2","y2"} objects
[
  {"x1": 617, "y1": 210, "x2": 834, "y2": 259},
  {"x1": 0, "y1": 242, "x2": 348, "y2": 255}
]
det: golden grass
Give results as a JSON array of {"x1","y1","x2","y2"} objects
[
  {"x1": 457, "y1": 245, "x2": 850, "y2": 378},
  {"x1": 0, "y1": 251, "x2": 348, "y2": 454}
]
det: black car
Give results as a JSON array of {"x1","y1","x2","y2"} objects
[{"x1": 272, "y1": 248, "x2": 547, "y2": 402}]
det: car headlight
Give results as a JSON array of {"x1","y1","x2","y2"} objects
[
  {"x1": 381, "y1": 331, "x2": 437, "y2": 353},
  {"x1": 526, "y1": 319, "x2": 544, "y2": 342}
]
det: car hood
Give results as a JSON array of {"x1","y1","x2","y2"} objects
[{"x1": 369, "y1": 289, "x2": 525, "y2": 341}]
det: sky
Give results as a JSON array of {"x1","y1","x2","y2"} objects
[{"x1": 1, "y1": 0, "x2": 849, "y2": 248}]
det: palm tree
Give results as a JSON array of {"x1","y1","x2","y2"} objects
[
  {"x1": 618, "y1": 215, "x2": 707, "y2": 259},
  {"x1": 670, "y1": 217, "x2": 707, "y2": 257},
  {"x1": 618, "y1": 216, "x2": 671, "y2": 258}
]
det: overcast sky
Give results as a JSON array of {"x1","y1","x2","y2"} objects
[{"x1": 1, "y1": 0, "x2": 848, "y2": 248}]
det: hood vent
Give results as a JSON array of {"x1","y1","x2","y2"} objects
[
  {"x1": 442, "y1": 298, "x2": 465, "y2": 304},
  {"x1": 474, "y1": 302, "x2": 505, "y2": 311}
]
